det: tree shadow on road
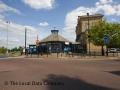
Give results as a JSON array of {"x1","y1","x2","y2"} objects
[
  {"x1": 43, "y1": 74, "x2": 115, "y2": 90},
  {"x1": 109, "y1": 71, "x2": 120, "y2": 76}
]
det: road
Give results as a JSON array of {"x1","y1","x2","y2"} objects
[{"x1": 0, "y1": 57, "x2": 120, "y2": 90}]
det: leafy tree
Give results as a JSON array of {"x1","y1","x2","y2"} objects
[
  {"x1": 108, "y1": 23, "x2": 120, "y2": 48},
  {"x1": 90, "y1": 20, "x2": 120, "y2": 55},
  {"x1": 10, "y1": 46, "x2": 23, "y2": 52},
  {"x1": 10, "y1": 47, "x2": 18, "y2": 52},
  {"x1": 89, "y1": 20, "x2": 107, "y2": 55},
  {"x1": 0, "y1": 47, "x2": 7, "y2": 54}
]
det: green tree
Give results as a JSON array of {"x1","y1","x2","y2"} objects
[
  {"x1": 108, "y1": 23, "x2": 120, "y2": 48},
  {"x1": 0, "y1": 47, "x2": 7, "y2": 54},
  {"x1": 90, "y1": 20, "x2": 120, "y2": 56},
  {"x1": 90, "y1": 20, "x2": 107, "y2": 55}
]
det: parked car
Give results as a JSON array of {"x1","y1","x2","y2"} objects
[
  {"x1": 108, "y1": 48, "x2": 117, "y2": 53},
  {"x1": 117, "y1": 48, "x2": 120, "y2": 53}
]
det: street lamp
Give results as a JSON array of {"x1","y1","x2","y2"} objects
[
  {"x1": 87, "y1": 13, "x2": 91, "y2": 55},
  {"x1": 6, "y1": 21, "x2": 10, "y2": 54},
  {"x1": 36, "y1": 34, "x2": 40, "y2": 56},
  {"x1": 25, "y1": 27, "x2": 27, "y2": 55}
]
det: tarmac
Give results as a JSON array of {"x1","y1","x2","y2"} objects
[{"x1": 0, "y1": 56, "x2": 120, "y2": 90}]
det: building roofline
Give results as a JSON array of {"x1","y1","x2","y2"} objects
[{"x1": 78, "y1": 14, "x2": 104, "y2": 19}]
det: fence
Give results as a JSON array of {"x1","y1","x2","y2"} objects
[{"x1": 26, "y1": 50, "x2": 120, "y2": 58}]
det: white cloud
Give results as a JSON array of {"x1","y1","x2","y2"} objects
[
  {"x1": 96, "y1": 0, "x2": 120, "y2": 15},
  {"x1": 115, "y1": 5, "x2": 120, "y2": 15},
  {"x1": 0, "y1": 19, "x2": 38, "y2": 48},
  {"x1": 96, "y1": 4, "x2": 116, "y2": 15},
  {"x1": 64, "y1": 7, "x2": 97, "y2": 41},
  {"x1": 65, "y1": 7, "x2": 96, "y2": 31},
  {"x1": 64, "y1": 0, "x2": 120, "y2": 41},
  {"x1": 0, "y1": 1, "x2": 21, "y2": 15},
  {"x1": 99, "y1": 0, "x2": 113, "y2": 5},
  {"x1": 22, "y1": 0, "x2": 55, "y2": 10},
  {"x1": 0, "y1": 1, "x2": 22, "y2": 20},
  {"x1": 39, "y1": 21, "x2": 49, "y2": 26}
]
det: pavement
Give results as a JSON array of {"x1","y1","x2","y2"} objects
[
  {"x1": 0, "y1": 57, "x2": 120, "y2": 90},
  {"x1": 24, "y1": 53, "x2": 120, "y2": 61},
  {"x1": 0, "y1": 55, "x2": 119, "y2": 62},
  {"x1": 0, "y1": 53, "x2": 120, "y2": 60}
]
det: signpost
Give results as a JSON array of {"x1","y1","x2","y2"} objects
[
  {"x1": 103, "y1": 35, "x2": 110, "y2": 56},
  {"x1": 103, "y1": 35, "x2": 110, "y2": 45}
]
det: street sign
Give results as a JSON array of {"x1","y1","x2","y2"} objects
[{"x1": 103, "y1": 35, "x2": 110, "y2": 45}]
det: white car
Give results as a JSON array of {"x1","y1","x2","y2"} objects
[{"x1": 108, "y1": 48, "x2": 117, "y2": 53}]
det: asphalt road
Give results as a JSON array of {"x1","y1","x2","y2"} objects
[{"x1": 0, "y1": 57, "x2": 120, "y2": 90}]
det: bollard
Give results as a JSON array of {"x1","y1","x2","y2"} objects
[
  {"x1": 72, "y1": 52, "x2": 73, "y2": 57},
  {"x1": 40, "y1": 52, "x2": 42, "y2": 56},
  {"x1": 117, "y1": 52, "x2": 118, "y2": 56},
  {"x1": 37, "y1": 53, "x2": 39, "y2": 58},
  {"x1": 61, "y1": 53, "x2": 62, "y2": 57},
  {"x1": 113, "y1": 52, "x2": 114, "y2": 56},
  {"x1": 57, "y1": 52, "x2": 58, "y2": 58},
  {"x1": 31, "y1": 53, "x2": 32, "y2": 57},
  {"x1": 47, "y1": 52, "x2": 48, "y2": 57}
]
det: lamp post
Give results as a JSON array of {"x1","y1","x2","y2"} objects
[
  {"x1": 6, "y1": 21, "x2": 10, "y2": 54},
  {"x1": 36, "y1": 35, "x2": 40, "y2": 57},
  {"x1": 87, "y1": 13, "x2": 91, "y2": 55},
  {"x1": 25, "y1": 28, "x2": 27, "y2": 55}
]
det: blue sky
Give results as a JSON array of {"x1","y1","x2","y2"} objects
[
  {"x1": 0, "y1": 0, "x2": 120, "y2": 48},
  {"x1": 2, "y1": 0, "x2": 98, "y2": 26}
]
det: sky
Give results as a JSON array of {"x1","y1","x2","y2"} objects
[{"x1": 0, "y1": 0, "x2": 120, "y2": 48}]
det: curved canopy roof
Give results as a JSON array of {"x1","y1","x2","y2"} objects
[{"x1": 41, "y1": 30, "x2": 70, "y2": 43}]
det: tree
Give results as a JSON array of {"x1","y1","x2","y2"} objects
[
  {"x1": 90, "y1": 20, "x2": 120, "y2": 56},
  {"x1": 90, "y1": 20, "x2": 107, "y2": 55},
  {"x1": 108, "y1": 23, "x2": 120, "y2": 48},
  {"x1": 0, "y1": 47, "x2": 7, "y2": 54}
]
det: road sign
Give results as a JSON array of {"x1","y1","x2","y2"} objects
[{"x1": 103, "y1": 35, "x2": 110, "y2": 45}]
